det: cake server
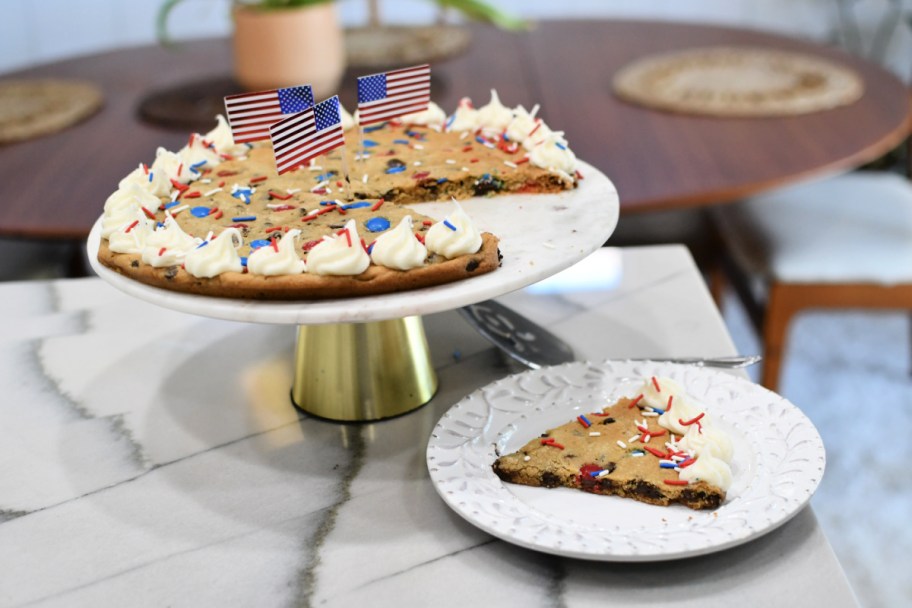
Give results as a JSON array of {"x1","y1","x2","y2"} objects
[{"x1": 459, "y1": 300, "x2": 761, "y2": 370}]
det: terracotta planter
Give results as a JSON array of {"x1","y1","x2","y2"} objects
[{"x1": 232, "y1": 3, "x2": 345, "y2": 95}]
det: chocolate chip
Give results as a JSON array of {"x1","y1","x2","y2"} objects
[
  {"x1": 465, "y1": 259, "x2": 480, "y2": 272},
  {"x1": 602, "y1": 417, "x2": 616, "y2": 424},
  {"x1": 164, "y1": 266, "x2": 179, "y2": 280},
  {"x1": 386, "y1": 158, "x2": 406, "y2": 169},
  {"x1": 540, "y1": 472, "x2": 561, "y2": 488},
  {"x1": 130, "y1": 260, "x2": 139, "y2": 268}
]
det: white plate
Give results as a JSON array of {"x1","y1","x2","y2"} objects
[
  {"x1": 426, "y1": 360, "x2": 825, "y2": 561},
  {"x1": 87, "y1": 161, "x2": 618, "y2": 325}
]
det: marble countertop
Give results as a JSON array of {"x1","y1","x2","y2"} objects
[{"x1": 0, "y1": 246, "x2": 856, "y2": 607}]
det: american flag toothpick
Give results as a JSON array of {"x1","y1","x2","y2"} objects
[
  {"x1": 356, "y1": 64, "x2": 431, "y2": 126},
  {"x1": 269, "y1": 95, "x2": 346, "y2": 177},
  {"x1": 224, "y1": 84, "x2": 314, "y2": 144}
]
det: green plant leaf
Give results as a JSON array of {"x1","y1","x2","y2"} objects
[{"x1": 434, "y1": 0, "x2": 528, "y2": 30}]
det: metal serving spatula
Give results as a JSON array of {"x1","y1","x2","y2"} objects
[{"x1": 459, "y1": 300, "x2": 761, "y2": 370}]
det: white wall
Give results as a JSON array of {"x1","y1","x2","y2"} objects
[{"x1": 1, "y1": 0, "x2": 909, "y2": 79}]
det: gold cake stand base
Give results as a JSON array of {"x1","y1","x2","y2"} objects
[{"x1": 291, "y1": 316, "x2": 438, "y2": 422}]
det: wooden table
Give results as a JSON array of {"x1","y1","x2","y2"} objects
[{"x1": 0, "y1": 20, "x2": 909, "y2": 242}]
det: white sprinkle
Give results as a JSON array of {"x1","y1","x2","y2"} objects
[
  {"x1": 355, "y1": 153, "x2": 371, "y2": 161},
  {"x1": 311, "y1": 180, "x2": 329, "y2": 191},
  {"x1": 616, "y1": 440, "x2": 627, "y2": 449},
  {"x1": 672, "y1": 455, "x2": 686, "y2": 462},
  {"x1": 266, "y1": 203, "x2": 293, "y2": 209},
  {"x1": 643, "y1": 434, "x2": 652, "y2": 443},
  {"x1": 326, "y1": 187, "x2": 333, "y2": 194},
  {"x1": 445, "y1": 159, "x2": 456, "y2": 164},
  {"x1": 674, "y1": 467, "x2": 681, "y2": 472},
  {"x1": 483, "y1": 142, "x2": 496, "y2": 149},
  {"x1": 628, "y1": 433, "x2": 640, "y2": 443},
  {"x1": 523, "y1": 455, "x2": 531, "y2": 462},
  {"x1": 504, "y1": 161, "x2": 518, "y2": 169},
  {"x1": 203, "y1": 188, "x2": 223, "y2": 196},
  {"x1": 542, "y1": 241, "x2": 556, "y2": 249},
  {"x1": 596, "y1": 470, "x2": 612, "y2": 478},
  {"x1": 169, "y1": 190, "x2": 179, "y2": 202},
  {"x1": 645, "y1": 406, "x2": 655, "y2": 412},
  {"x1": 460, "y1": 131, "x2": 469, "y2": 139},
  {"x1": 286, "y1": 188, "x2": 301, "y2": 194},
  {"x1": 333, "y1": 199, "x2": 343, "y2": 207},
  {"x1": 642, "y1": 411, "x2": 659, "y2": 417},
  {"x1": 200, "y1": 178, "x2": 212, "y2": 184},
  {"x1": 588, "y1": 431, "x2": 601, "y2": 437},
  {"x1": 631, "y1": 451, "x2": 645, "y2": 457},
  {"x1": 308, "y1": 165, "x2": 323, "y2": 171},
  {"x1": 461, "y1": 167, "x2": 470, "y2": 172},
  {"x1": 170, "y1": 204, "x2": 188, "y2": 215},
  {"x1": 413, "y1": 161, "x2": 422, "y2": 166},
  {"x1": 665, "y1": 442, "x2": 678, "y2": 451},
  {"x1": 413, "y1": 144, "x2": 424, "y2": 150},
  {"x1": 362, "y1": 174, "x2": 369, "y2": 184},
  {"x1": 659, "y1": 459, "x2": 676, "y2": 466}
]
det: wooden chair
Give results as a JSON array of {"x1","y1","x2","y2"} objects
[{"x1": 709, "y1": 170, "x2": 912, "y2": 391}]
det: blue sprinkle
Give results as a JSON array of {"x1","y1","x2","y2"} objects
[
  {"x1": 163, "y1": 201, "x2": 180, "y2": 210},
  {"x1": 445, "y1": 114, "x2": 456, "y2": 129},
  {"x1": 362, "y1": 139, "x2": 379, "y2": 147},
  {"x1": 240, "y1": 256, "x2": 248, "y2": 267},
  {"x1": 556, "y1": 142, "x2": 567, "y2": 150},
  {"x1": 315, "y1": 172, "x2": 333, "y2": 182},
  {"x1": 249, "y1": 239, "x2": 270, "y2": 249},
  {"x1": 232, "y1": 215, "x2": 256, "y2": 222},
  {"x1": 189, "y1": 160, "x2": 207, "y2": 174},
  {"x1": 659, "y1": 462, "x2": 677, "y2": 469},
  {"x1": 365, "y1": 217, "x2": 391, "y2": 232},
  {"x1": 393, "y1": 139, "x2": 410, "y2": 145},
  {"x1": 443, "y1": 219, "x2": 457, "y2": 232},
  {"x1": 436, "y1": 178, "x2": 448, "y2": 184},
  {"x1": 195, "y1": 240, "x2": 209, "y2": 249},
  {"x1": 475, "y1": 135, "x2": 487, "y2": 145},
  {"x1": 148, "y1": 171, "x2": 154, "y2": 183},
  {"x1": 319, "y1": 200, "x2": 336, "y2": 206},
  {"x1": 367, "y1": 242, "x2": 376, "y2": 254},
  {"x1": 156, "y1": 222, "x2": 165, "y2": 229},
  {"x1": 482, "y1": 173, "x2": 491, "y2": 180},
  {"x1": 190, "y1": 206, "x2": 211, "y2": 218},
  {"x1": 579, "y1": 414, "x2": 592, "y2": 426},
  {"x1": 385, "y1": 166, "x2": 406, "y2": 175},
  {"x1": 342, "y1": 201, "x2": 372, "y2": 210},
  {"x1": 364, "y1": 124, "x2": 385, "y2": 133},
  {"x1": 588, "y1": 470, "x2": 604, "y2": 477},
  {"x1": 631, "y1": 450, "x2": 645, "y2": 455},
  {"x1": 651, "y1": 407, "x2": 665, "y2": 415}
]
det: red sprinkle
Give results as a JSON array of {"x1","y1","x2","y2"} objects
[
  {"x1": 141, "y1": 163, "x2": 149, "y2": 175},
  {"x1": 469, "y1": 158, "x2": 479, "y2": 163},
  {"x1": 124, "y1": 220, "x2": 139, "y2": 233},
  {"x1": 268, "y1": 190, "x2": 293, "y2": 200},
  {"x1": 529, "y1": 120, "x2": 542, "y2": 137},
  {"x1": 312, "y1": 188, "x2": 327, "y2": 195},
  {"x1": 577, "y1": 415, "x2": 591, "y2": 428},
  {"x1": 158, "y1": 247, "x2": 167, "y2": 257},
  {"x1": 371, "y1": 198, "x2": 385, "y2": 212},
  {"x1": 213, "y1": 210, "x2": 223, "y2": 220},
  {"x1": 170, "y1": 179, "x2": 189, "y2": 192},
  {"x1": 265, "y1": 226, "x2": 286, "y2": 234},
  {"x1": 412, "y1": 171, "x2": 431, "y2": 180},
  {"x1": 216, "y1": 170, "x2": 238, "y2": 177},
  {"x1": 270, "y1": 204, "x2": 296, "y2": 212},
  {"x1": 664, "y1": 479, "x2": 689, "y2": 486},
  {"x1": 651, "y1": 377, "x2": 661, "y2": 392},
  {"x1": 628, "y1": 394, "x2": 644, "y2": 409},
  {"x1": 461, "y1": 146, "x2": 473, "y2": 153},
  {"x1": 667, "y1": 395, "x2": 674, "y2": 411},
  {"x1": 678, "y1": 457, "x2": 698, "y2": 469},
  {"x1": 141, "y1": 206, "x2": 156, "y2": 220},
  {"x1": 183, "y1": 191, "x2": 201, "y2": 199},
  {"x1": 249, "y1": 175, "x2": 268, "y2": 184},
  {"x1": 336, "y1": 181, "x2": 343, "y2": 188},
  {"x1": 422, "y1": 219, "x2": 433, "y2": 226},
  {"x1": 271, "y1": 238, "x2": 279, "y2": 252},
  {"x1": 414, "y1": 232, "x2": 425, "y2": 244},
  {"x1": 575, "y1": 169, "x2": 585, "y2": 180},
  {"x1": 679, "y1": 412, "x2": 705, "y2": 427},
  {"x1": 341, "y1": 228, "x2": 352, "y2": 248},
  {"x1": 302, "y1": 239, "x2": 322, "y2": 252},
  {"x1": 176, "y1": 163, "x2": 183, "y2": 177},
  {"x1": 644, "y1": 446, "x2": 667, "y2": 459},
  {"x1": 515, "y1": 157, "x2": 530, "y2": 165},
  {"x1": 540, "y1": 438, "x2": 565, "y2": 450}
]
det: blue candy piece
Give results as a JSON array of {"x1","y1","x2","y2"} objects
[
  {"x1": 240, "y1": 257, "x2": 248, "y2": 267},
  {"x1": 385, "y1": 166, "x2": 406, "y2": 175},
  {"x1": 364, "y1": 217, "x2": 391, "y2": 232},
  {"x1": 362, "y1": 139, "x2": 379, "y2": 147},
  {"x1": 363, "y1": 124, "x2": 385, "y2": 133},
  {"x1": 190, "y1": 206, "x2": 211, "y2": 218},
  {"x1": 342, "y1": 201, "x2": 372, "y2": 210},
  {"x1": 437, "y1": 177, "x2": 448, "y2": 184},
  {"x1": 249, "y1": 239, "x2": 271, "y2": 250}
]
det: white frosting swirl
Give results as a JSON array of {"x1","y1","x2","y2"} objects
[
  {"x1": 529, "y1": 132, "x2": 578, "y2": 176},
  {"x1": 504, "y1": 104, "x2": 541, "y2": 145},
  {"x1": 101, "y1": 182, "x2": 161, "y2": 238},
  {"x1": 204, "y1": 115, "x2": 247, "y2": 157},
  {"x1": 475, "y1": 89, "x2": 513, "y2": 133},
  {"x1": 108, "y1": 211, "x2": 154, "y2": 254},
  {"x1": 306, "y1": 219, "x2": 371, "y2": 276},
  {"x1": 678, "y1": 455, "x2": 733, "y2": 492},
  {"x1": 151, "y1": 147, "x2": 191, "y2": 187},
  {"x1": 141, "y1": 216, "x2": 201, "y2": 268},
  {"x1": 179, "y1": 133, "x2": 221, "y2": 174},
  {"x1": 119, "y1": 163, "x2": 172, "y2": 197},
  {"x1": 247, "y1": 229, "x2": 306, "y2": 276},
  {"x1": 400, "y1": 102, "x2": 447, "y2": 129},
  {"x1": 658, "y1": 395, "x2": 706, "y2": 437},
  {"x1": 446, "y1": 97, "x2": 478, "y2": 133},
  {"x1": 184, "y1": 228, "x2": 244, "y2": 278},
  {"x1": 638, "y1": 376, "x2": 687, "y2": 411},
  {"x1": 425, "y1": 202, "x2": 482, "y2": 259},
  {"x1": 339, "y1": 104, "x2": 356, "y2": 131},
  {"x1": 677, "y1": 424, "x2": 733, "y2": 463},
  {"x1": 369, "y1": 216, "x2": 427, "y2": 270},
  {"x1": 522, "y1": 120, "x2": 555, "y2": 151}
]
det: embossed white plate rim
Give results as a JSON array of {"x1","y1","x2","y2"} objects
[{"x1": 426, "y1": 360, "x2": 825, "y2": 561}]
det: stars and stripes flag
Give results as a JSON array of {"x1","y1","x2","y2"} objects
[
  {"x1": 269, "y1": 95, "x2": 346, "y2": 175},
  {"x1": 224, "y1": 84, "x2": 314, "y2": 144},
  {"x1": 356, "y1": 64, "x2": 430, "y2": 125}
]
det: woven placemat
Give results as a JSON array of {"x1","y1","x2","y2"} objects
[
  {"x1": 0, "y1": 79, "x2": 103, "y2": 144},
  {"x1": 613, "y1": 47, "x2": 864, "y2": 117}
]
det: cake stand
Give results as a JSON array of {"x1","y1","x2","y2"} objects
[{"x1": 88, "y1": 160, "x2": 619, "y2": 421}]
